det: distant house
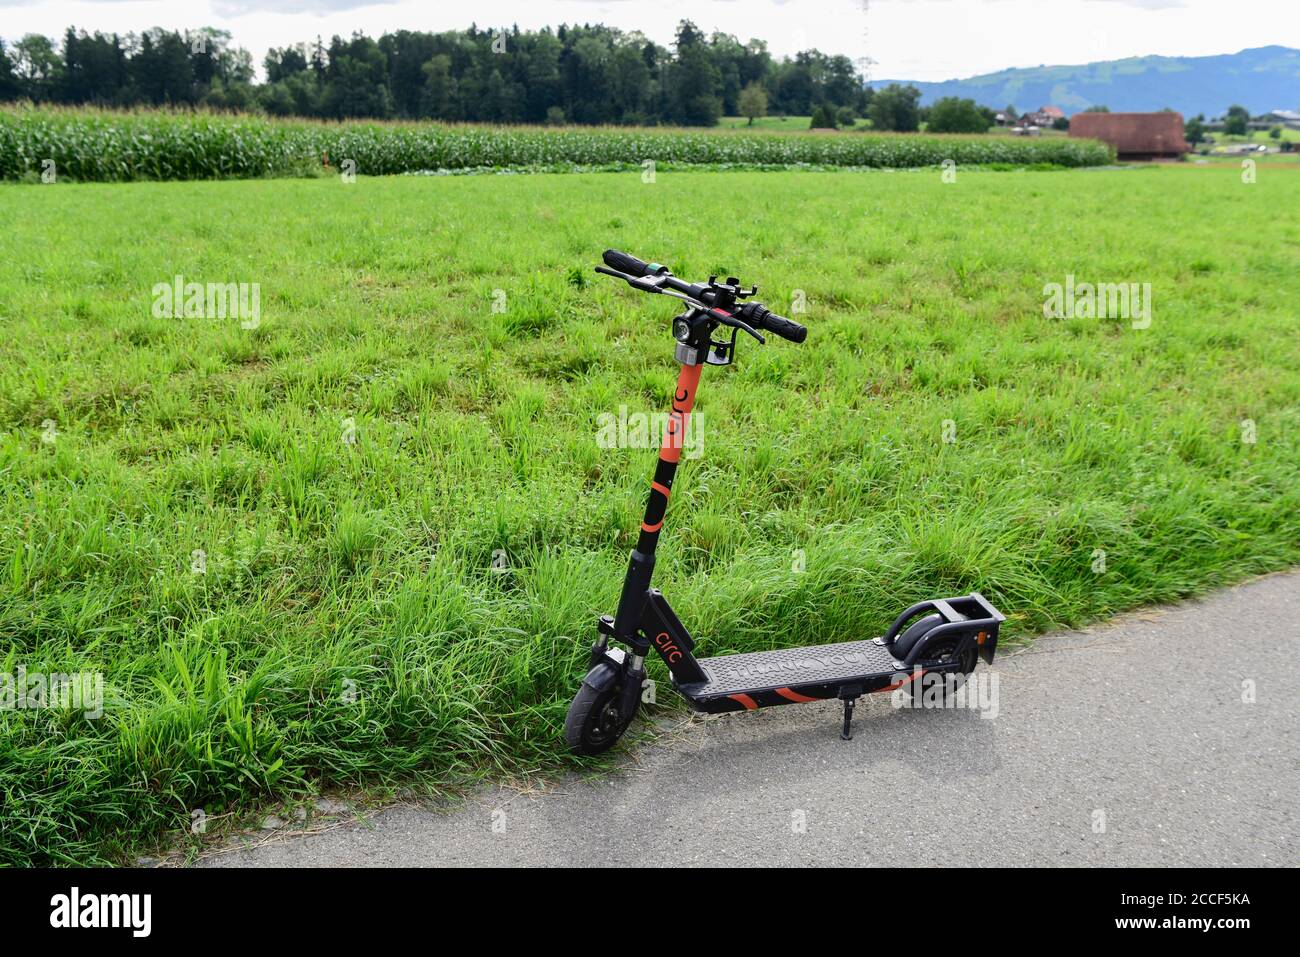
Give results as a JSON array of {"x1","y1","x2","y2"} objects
[
  {"x1": 1268, "y1": 109, "x2": 1300, "y2": 129},
  {"x1": 1020, "y1": 105, "x2": 1065, "y2": 127},
  {"x1": 1069, "y1": 111, "x2": 1191, "y2": 160}
]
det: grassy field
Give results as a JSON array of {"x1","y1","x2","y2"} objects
[
  {"x1": 1190, "y1": 151, "x2": 1300, "y2": 166},
  {"x1": 1199, "y1": 157, "x2": 1300, "y2": 168},
  {"x1": 1208, "y1": 128, "x2": 1300, "y2": 145},
  {"x1": 2, "y1": 165, "x2": 1298, "y2": 864},
  {"x1": 719, "y1": 115, "x2": 871, "y2": 131},
  {"x1": 719, "y1": 114, "x2": 814, "y2": 129}
]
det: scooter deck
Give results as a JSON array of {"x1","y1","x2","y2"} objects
[{"x1": 674, "y1": 638, "x2": 913, "y2": 714}]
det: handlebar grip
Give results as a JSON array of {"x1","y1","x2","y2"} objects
[
  {"x1": 761, "y1": 312, "x2": 807, "y2": 344},
  {"x1": 603, "y1": 249, "x2": 654, "y2": 278}
]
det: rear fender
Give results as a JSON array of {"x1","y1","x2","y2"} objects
[{"x1": 906, "y1": 623, "x2": 997, "y2": 669}]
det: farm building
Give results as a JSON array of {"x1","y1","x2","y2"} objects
[
  {"x1": 1069, "y1": 112, "x2": 1191, "y2": 160},
  {"x1": 1021, "y1": 105, "x2": 1065, "y2": 127},
  {"x1": 1269, "y1": 109, "x2": 1300, "y2": 129}
]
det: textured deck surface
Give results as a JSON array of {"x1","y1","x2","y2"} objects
[{"x1": 686, "y1": 639, "x2": 899, "y2": 695}]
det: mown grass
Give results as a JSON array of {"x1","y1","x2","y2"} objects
[
  {"x1": 1, "y1": 165, "x2": 1297, "y2": 864},
  {"x1": 0, "y1": 106, "x2": 1113, "y2": 182},
  {"x1": 718, "y1": 115, "x2": 871, "y2": 131}
]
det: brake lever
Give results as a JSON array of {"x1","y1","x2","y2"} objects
[
  {"x1": 595, "y1": 265, "x2": 635, "y2": 283},
  {"x1": 595, "y1": 266, "x2": 748, "y2": 333},
  {"x1": 595, "y1": 266, "x2": 697, "y2": 302},
  {"x1": 715, "y1": 313, "x2": 765, "y2": 344}
]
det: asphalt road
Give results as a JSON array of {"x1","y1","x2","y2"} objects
[{"x1": 198, "y1": 571, "x2": 1298, "y2": 867}]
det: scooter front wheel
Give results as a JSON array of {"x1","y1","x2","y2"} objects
[{"x1": 564, "y1": 679, "x2": 635, "y2": 756}]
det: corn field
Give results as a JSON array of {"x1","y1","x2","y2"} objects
[{"x1": 0, "y1": 107, "x2": 1115, "y2": 182}]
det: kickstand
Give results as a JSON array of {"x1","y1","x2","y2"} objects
[
  {"x1": 838, "y1": 684, "x2": 863, "y2": 741},
  {"x1": 840, "y1": 697, "x2": 857, "y2": 740}
]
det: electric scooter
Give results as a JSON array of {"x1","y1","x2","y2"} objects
[{"x1": 564, "y1": 250, "x2": 1005, "y2": 755}]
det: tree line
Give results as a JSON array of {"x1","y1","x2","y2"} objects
[{"x1": 0, "y1": 21, "x2": 887, "y2": 127}]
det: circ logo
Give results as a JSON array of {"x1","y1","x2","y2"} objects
[{"x1": 653, "y1": 632, "x2": 682, "y2": 663}]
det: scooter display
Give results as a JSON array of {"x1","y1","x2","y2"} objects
[{"x1": 564, "y1": 249, "x2": 1005, "y2": 755}]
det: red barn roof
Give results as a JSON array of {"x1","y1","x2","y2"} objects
[{"x1": 1069, "y1": 112, "x2": 1190, "y2": 157}]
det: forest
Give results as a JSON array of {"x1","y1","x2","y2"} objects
[{"x1": 0, "y1": 21, "x2": 874, "y2": 126}]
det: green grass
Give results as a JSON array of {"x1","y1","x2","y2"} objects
[
  {"x1": 0, "y1": 107, "x2": 1112, "y2": 182},
  {"x1": 1189, "y1": 151, "x2": 1300, "y2": 166},
  {"x1": 1, "y1": 165, "x2": 1298, "y2": 864},
  {"x1": 719, "y1": 115, "x2": 871, "y2": 131},
  {"x1": 719, "y1": 114, "x2": 813, "y2": 129},
  {"x1": 1208, "y1": 128, "x2": 1300, "y2": 146}
]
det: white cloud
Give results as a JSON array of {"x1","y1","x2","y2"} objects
[
  {"x1": 211, "y1": 0, "x2": 399, "y2": 14},
  {"x1": 1084, "y1": 0, "x2": 1188, "y2": 8},
  {"x1": 0, "y1": 0, "x2": 1293, "y2": 82}
]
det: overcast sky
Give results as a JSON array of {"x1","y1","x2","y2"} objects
[{"x1": 1, "y1": 0, "x2": 1296, "y2": 81}]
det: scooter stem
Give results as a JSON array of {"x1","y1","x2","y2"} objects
[{"x1": 611, "y1": 359, "x2": 704, "y2": 643}]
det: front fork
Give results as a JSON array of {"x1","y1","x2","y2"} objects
[{"x1": 586, "y1": 622, "x2": 647, "y2": 725}]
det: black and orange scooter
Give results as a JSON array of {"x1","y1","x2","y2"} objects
[{"x1": 564, "y1": 250, "x2": 1005, "y2": 755}]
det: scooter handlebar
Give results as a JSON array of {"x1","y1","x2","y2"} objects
[
  {"x1": 603, "y1": 249, "x2": 659, "y2": 278},
  {"x1": 736, "y1": 301, "x2": 807, "y2": 344},
  {"x1": 599, "y1": 250, "x2": 807, "y2": 345},
  {"x1": 759, "y1": 311, "x2": 807, "y2": 344}
]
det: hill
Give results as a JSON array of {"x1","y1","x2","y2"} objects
[{"x1": 876, "y1": 46, "x2": 1300, "y2": 117}]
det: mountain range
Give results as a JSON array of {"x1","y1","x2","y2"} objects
[{"x1": 876, "y1": 46, "x2": 1299, "y2": 117}]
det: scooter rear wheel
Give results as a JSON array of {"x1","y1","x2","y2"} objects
[
  {"x1": 905, "y1": 635, "x2": 978, "y2": 703},
  {"x1": 564, "y1": 681, "x2": 635, "y2": 756}
]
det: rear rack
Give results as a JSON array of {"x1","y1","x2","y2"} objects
[{"x1": 879, "y1": 592, "x2": 1006, "y2": 667}]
